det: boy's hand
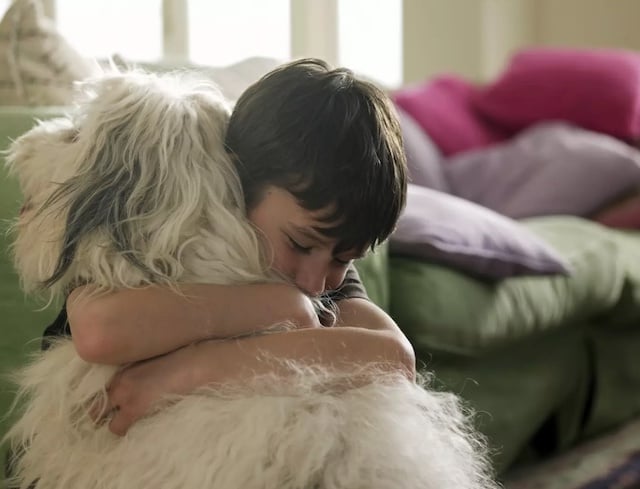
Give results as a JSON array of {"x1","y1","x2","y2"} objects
[
  {"x1": 94, "y1": 287, "x2": 321, "y2": 436},
  {"x1": 97, "y1": 344, "x2": 203, "y2": 436},
  {"x1": 95, "y1": 306, "x2": 414, "y2": 436}
]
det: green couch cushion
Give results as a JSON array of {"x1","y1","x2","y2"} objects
[
  {"x1": 585, "y1": 324, "x2": 640, "y2": 437},
  {"x1": 426, "y1": 328, "x2": 591, "y2": 473},
  {"x1": 354, "y1": 241, "x2": 389, "y2": 312},
  {"x1": 389, "y1": 215, "x2": 640, "y2": 472},
  {"x1": 0, "y1": 106, "x2": 68, "y2": 145},
  {"x1": 591, "y1": 228, "x2": 640, "y2": 326},
  {"x1": 389, "y1": 216, "x2": 630, "y2": 355},
  {"x1": 583, "y1": 228, "x2": 640, "y2": 437},
  {"x1": 1, "y1": 108, "x2": 65, "y2": 462}
]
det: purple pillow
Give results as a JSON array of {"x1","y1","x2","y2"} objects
[
  {"x1": 473, "y1": 47, "x2": 640, "y2": 140},
  {"x1": 392, "y1": 75, "x2": 507, "y2": 157},
  {"x1": 395, "y1": 106, "x2": 449, "y2": 192},
  {"x1": 445, "y1": 122, "x2": 640, "y2": 219},
  {"x1": 389, "y1": 184, "x2": 570, "y2": 280}
]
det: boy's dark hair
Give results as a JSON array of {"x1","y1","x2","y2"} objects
[{"x1": 225, "y1": 58, "x2": 407, "y2": 253}]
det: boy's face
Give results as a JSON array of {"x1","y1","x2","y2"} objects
[{"x1": 248, "y1": 186, "x2": 364, "y2": 296}]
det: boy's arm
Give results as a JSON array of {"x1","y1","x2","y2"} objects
[
  {"x1": 105, "y1": 320, "x2": 415, "y2": 436},
  {"x1": 67, "y1": 283, "x2": 321, "y2": 364},
  {"x1": 334, "y1": 296, "x2": 415, "y2": 366}
]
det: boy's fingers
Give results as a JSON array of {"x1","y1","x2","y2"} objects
[{"x1": 109, "y1": 411, "x2": 129, "y2": 437}]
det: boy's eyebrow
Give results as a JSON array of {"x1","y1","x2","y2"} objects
[
  {"x1": 290, "y1": 224, "x2": 366, "y2": 259},
  {"x1": 290, "y1": 224, "x2": 333, "y2": 245},
  {"x1": 338, "y1": 250, "x2": 366, "y2": 261}
]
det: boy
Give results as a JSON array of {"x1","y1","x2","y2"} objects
[{"x1": 49, "y1": 58, "x2": 413, "y2": 436}]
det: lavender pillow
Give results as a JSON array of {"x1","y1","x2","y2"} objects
[
  {"x1": 389, "y1": 184, "x2": 570, "y2": 280},
  {"x1": 445, "y1": 122, "x2": 640, "y2": 219},
  {"x1": 395, "y1": 106, "x2": 449, "y2": 192}
]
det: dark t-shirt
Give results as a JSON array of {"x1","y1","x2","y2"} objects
[{"x1": 42, "y1": 265, "x2": 369, "y2": 348}]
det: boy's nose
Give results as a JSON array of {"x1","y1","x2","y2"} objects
[{"x1": 295, "y1": 265, "x2": 327, "y2": 297}]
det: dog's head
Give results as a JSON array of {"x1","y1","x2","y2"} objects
[{"x1": 7, "y1": 70, "x2": 268, "y2": 302}]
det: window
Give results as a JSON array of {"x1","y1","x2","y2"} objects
[
  {"x1": 56, "y1": 0, "x2": 162, "y2": 61},
  {"x1": 188, "y1": 0, "x2": 290, "y2": 67},
  {"x1": 338, "y1": 0, "x2": 402, "y2": 88},
  {"x1": 25, "y1": 1, "x2": 403, "y2": 85}
]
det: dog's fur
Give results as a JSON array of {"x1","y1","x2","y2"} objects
[{"x1": 4, "y1": 70, "x2": 498, "y2": 489}]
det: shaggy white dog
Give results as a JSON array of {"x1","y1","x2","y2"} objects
[{"x1": 4, "y1": 70, "x2": 498, "y2": 489}]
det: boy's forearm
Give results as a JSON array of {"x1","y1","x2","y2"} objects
[
  {"x1": 67, "y1": 283, "x2": 316, "y2": 365},
  {"x1": 335, "y1": 297, "x2": 415, "y2": 361},
  {"x1": 191, "y1": 326, "x2": 416, "y2": 387}
]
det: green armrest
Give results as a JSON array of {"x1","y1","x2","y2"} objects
[{"x1": 1, "y1": 107, "x2": 67, "y2": 465}]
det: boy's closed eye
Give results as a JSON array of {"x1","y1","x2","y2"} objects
[
  {"x1": 286, "y1": 234, "x2": 352, "y2": 263},
  {"x1": 284, "y1": 225, "x2": 365, "y2": 265},
  {"x1": 333, "y1": 256, "x2": 352, "y2": 266},
  {"x1": 287, "y1": 235, "x2": 312, "y2": 254}
]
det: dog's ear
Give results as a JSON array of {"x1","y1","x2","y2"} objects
[
  {"x1": 5, "y1": 115, "x2": 85, "y2": 300},
  {"x1": 43, "y1": 71, "x2": 240, "y2": 290}
]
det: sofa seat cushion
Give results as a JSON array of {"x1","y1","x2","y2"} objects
[
  {"x1": 389, "y1": 216, "x2": 630, "y2": 355},
  {"x1": 585, "y1": 324, "x2": 640, "y2": 438},
  {"x1": 582, "y1": 229, "x2": 640, "y2": 437},
  {"x1": 427, "y1": 329, "x2": 591, "y2": 473}
]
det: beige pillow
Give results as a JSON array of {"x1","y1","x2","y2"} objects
[
  {"x1": 0, "y1": 0, "x2": 99, "y2": 106},
  {"x1": 116, "y1": 55, "x2": 283, "y2": 103}
]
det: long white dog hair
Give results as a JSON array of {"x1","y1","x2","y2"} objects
[
  {"x1": 4, "y1": 69, "x2": 499, "y2": 489},
  {"x1": 9, "y1": 69, "x2": 269, "y2": 299}
]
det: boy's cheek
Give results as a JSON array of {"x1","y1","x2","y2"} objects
[
  {"x1": 269, "y1": 245, "x2": 295, "y2": 280},
  {"x1": 326, "y1": 268, "x2": 348, "y2": 291}
]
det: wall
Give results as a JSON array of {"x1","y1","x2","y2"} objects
[
  {"x1": 535, "y1": 0, "x2": 640, "y2": 50},
  {"x1": 402, "y1": 0, "x2": 640, "y2": 84}
]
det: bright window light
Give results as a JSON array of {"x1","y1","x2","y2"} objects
[
  {"x1": 56, "y1": 0, "x2": 162, "y2": 61},
  {"x1": 338, "y1": 0, "x2": 402, "y2": 88},
  {"x1": 188, "y1": 0, "x2": 290, "y2": 67},
  {"x1": 0, "y1": 1, "x2": 9, "y2": 17}
]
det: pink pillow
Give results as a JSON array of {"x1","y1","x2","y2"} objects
[
  {"x1": 593, "y1": 193, "x2": 640, "y2": 229},
  {"x1": 474, "y1": 47, "x2": 640, "y2": 140},
  {"x1": 392, "y1": 75, "x2": 507, "y2": 156}
]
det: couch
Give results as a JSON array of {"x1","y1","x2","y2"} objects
[
  {"x1": 3, "y1": 1, "x2": 639, "y2": 484},
  {"x1": 2, "y1": 104, "x2": 640, "y2": 483}
]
